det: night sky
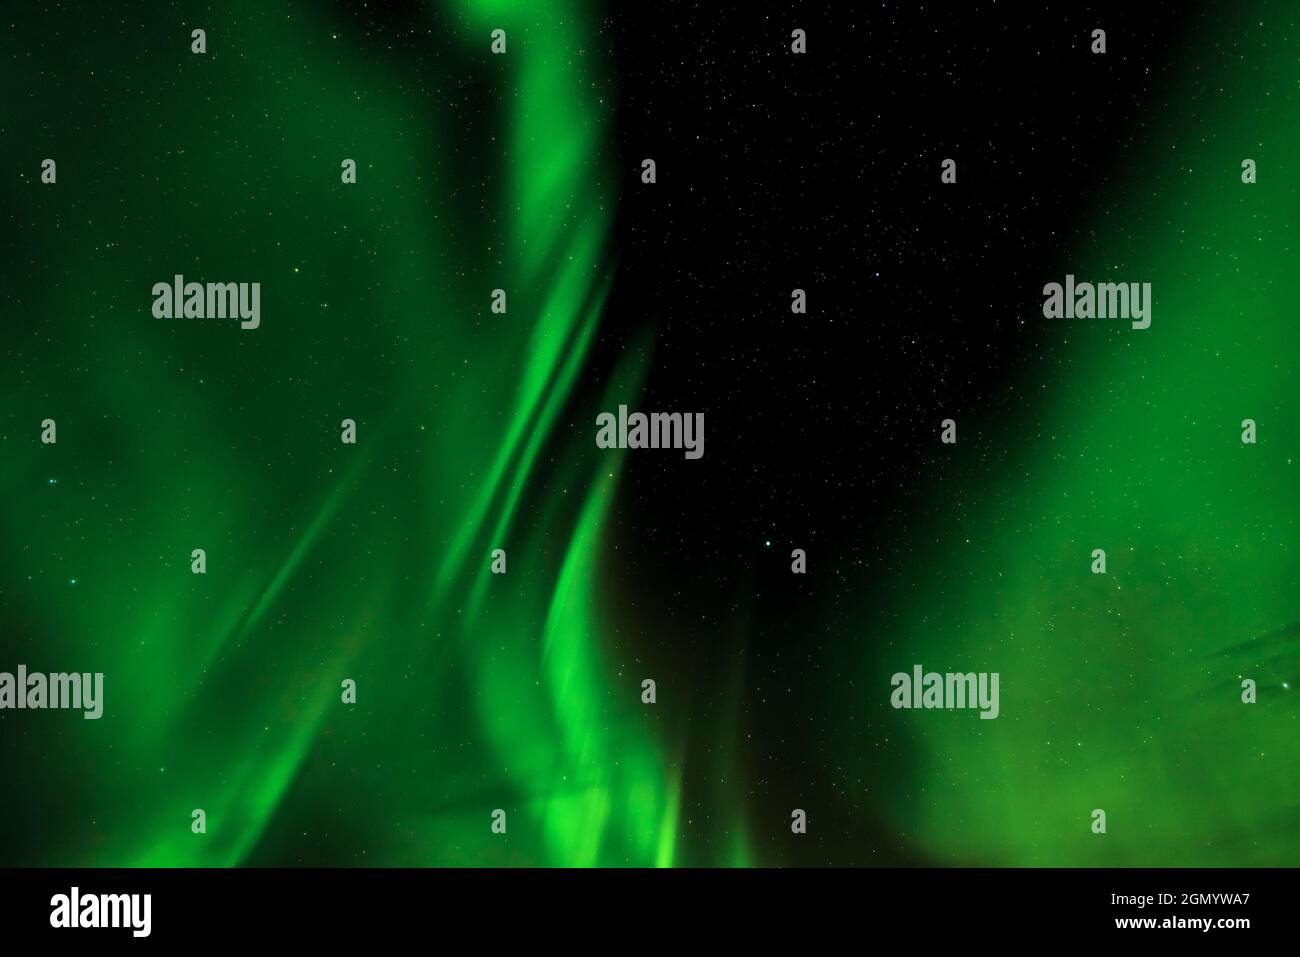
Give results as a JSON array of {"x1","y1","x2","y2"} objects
[{"x1": 1, "y1": 0, "x2": 1296, "y2": 866}]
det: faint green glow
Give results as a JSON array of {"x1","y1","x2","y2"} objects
[{"x1": 859, "y1": 2, "x2": 1299, "y2": 865}]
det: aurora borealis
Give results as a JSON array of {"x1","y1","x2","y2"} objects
[{"x1": 1, "y1": 0, "x2": 1297, "y2": 870}]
